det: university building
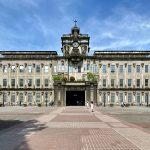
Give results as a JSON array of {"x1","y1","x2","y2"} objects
[{"x1": 0, "y1": 23, "x2": 150, "y2": 106}]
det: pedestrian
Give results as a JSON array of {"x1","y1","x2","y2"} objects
[
  {"x1": 91, "y1": 101, "x2": 94, "y2": 112},
  {"x1": 86, "y1": 101, "x2": 89, "y2": 109}
]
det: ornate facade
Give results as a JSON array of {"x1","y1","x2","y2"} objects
[{"x1": 0, "y1": 23, "x2": 150, "y2": 106}]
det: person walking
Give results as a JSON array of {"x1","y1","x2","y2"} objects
[
  {"x1": 91, "y1": 101, "x2": 94, "y2": 112},
  {"x1": 86, "y1": 101, "x2": 89, "y2": 109}
]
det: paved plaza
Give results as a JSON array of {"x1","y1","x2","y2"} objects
[{"x1": 0, "y1": 106, "x2": 149, "y2": 150}]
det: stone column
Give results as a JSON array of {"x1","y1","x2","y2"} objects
[
  {"x1": 41, "y1": 92, "x2": 44, "y2": 105},
  {"x1": 116, "y1": 92, "x2": 119, "y2": 103},
  {"x1": 133, "y1": 92, "x2": 136, "y2": 103},
  {"x1": 124, "y1": 92, "x2": 127, "y2": 103},
  {"x1": 116, "y1": 63, "x2": 119, "y2": 88},
  {"x1": 16, "y1": 92, "x2": 19, "y2": 105},
  {"x1": 99, "y1": 92, "x2": 102, "y2": 104},
  {"x1": 108, "y1": 64, "x2": 110, "y2": 88},
  {"x1": 142, "y1": 92, "x2": 144, "y2": 104},
  {"x1": 24, "y1": 92, "x2": 27, "y2": 104},
  {"x1": 125, "y1": 63, "x2": 127, "y2": 88},
  {"x1": 41, "y1": 63, "x2": 44, "y2": 88},
  {"x1": 33, "y1": 92, "x2": 36, "y2": 105},
  {"x1": 107, "y1": 92, "x2": 110, "y2": 103},
  {"x1": 141, "y1": 63, "x2": 144, "y2": 88},
  {"x1": 133, "y1": 63, "x2": 136, "y2": 88}
]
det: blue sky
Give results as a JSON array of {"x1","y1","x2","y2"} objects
[{"x1": 0, "y1": 0, "x2": 150, "y2": 54}]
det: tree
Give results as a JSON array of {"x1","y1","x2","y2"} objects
[{"x1": 87, "y1": 72, "x2": 96, "y2": 81}]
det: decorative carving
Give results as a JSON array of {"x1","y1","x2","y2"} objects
[{"x1": 81, "y1": 45, "x2": 87, "y2": 55}]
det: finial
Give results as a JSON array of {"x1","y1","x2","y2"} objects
[{"x1": 74, "y1": 20, "x2": 77, "y2": 27}]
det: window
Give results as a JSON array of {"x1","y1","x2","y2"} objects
[
  {"x1": 119, "y1": 93, "x2": 124, "y2": 102},
  {"x1": 136, "y1": 65, "x2": 140, "y2": 73},
  {"x1": 145, "y1": 65, "x2": 148, "y2": 73},
  {"x1": 111, "y1": 93, "x2": 115, "y2": 103},
  {"x1": 111, "y1": 65, "x2": 115, "y2": 73},
  {"x1": 11, "y1": 65, "x2": 15, "y2": 73},
  {"x1": 19, "y1": 65, "x2": 24, "y2": 73},
  {"x1": 102, "y1": 65, "x2": 106, "y2": 73},
  {"x1": 36, "y1": 93, "x2": 41, "y2": 103},
  {"x1": 111, "y1": 79, "x2": 115, "y2": 87},
  {"x1": 3, "y1": 79, "x2": 7, "y2": 87},
  {"x1": 3, "y1": 65, "x2": 7, "y2": 73},
  {"x1": 103, "y1": 79, "x2": 106, "y2": 87},
  {"x1": 128, "y1": 79, "x2": 132, "y2": 87},
  {"x1": 28, "y1": 79, "x2": 32, "y2": 87},
  {"x1": 36, "y1": 79, "x2": 40, "y2": 87},
  {"x1": 19, "y1": 93, "x2": 24, "y2": 103},
  {"x1": 11, "y1": 79, "x2": 15, "y2": 87},
  {"x1": 44, "y1": 65, "x2": 49, "y2": 73},
  {"x1": 145, "y1": 79, "x2": 148, "y2": 86},
  {"x1": 128, "y1": 93, "x2": 132, "y2": 103},
  {"x1": 11, "y1": 93, "x2": 15, "y2": 103},
  {"x1": 19, "y1": 79, "x2": 24, "y2": 87},
  {"x1": 119, "y1": 79, "x2": 124, "y2": 87},
  {"x1": 145, "y1": 93, "x2": 149, "y2": 103},
  {"x1": 45, "y1": 79, "x2": 49, "y2": 87},
  {"x1": 28, "y1": 65, "x2": 32, "y2": 73},
  {"x1": 119, "y1": 65, "x2": 123, "y2": 73},
  {"x1": 78, "y1": 65, "x2": 81, "y2": 73},
  {"x1": 36, "y1": 65, "x2": 40, "y2": 73},
  {"x1": 87, "y1": 64, "x2": 90, "y2": 70},
  {"x1": 137, "y1": 79, "x2": 140, "y2": 87},
  {"x1": 128, "y1": 65, "x2": 132, "y2": 73},
  {"x1": 3, "y1": 93, "x2": 7, "y2": 103},
  {"x1": 28, "y1": 93, "x2": 32, "y2": 103},
  {"x1": 136, "y1": 93, "x2": 141, "y2": 103}
]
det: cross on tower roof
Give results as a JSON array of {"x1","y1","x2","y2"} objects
[{"x1": 74, "y1": 20, "x2": 77, "y2": 27}]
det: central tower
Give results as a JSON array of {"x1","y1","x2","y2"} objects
[{"x1": 61, "y1": 21, "x2": 90, "y2": 60}]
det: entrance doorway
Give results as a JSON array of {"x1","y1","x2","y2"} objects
[{"x1": 66, "y1": 91, "x2": 85, "y2": 106}]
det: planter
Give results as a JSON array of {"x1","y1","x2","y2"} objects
[
  {"x1": 38, "y1": 103, "x2": 41, "y2": 107},
  {"x1": 110, "y1": 103, "x2": 114, "y2": 107}
]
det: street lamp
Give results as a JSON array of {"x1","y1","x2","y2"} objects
[
  {"x1": 104, "y1": 93, "x2": 106, "y2": 107},
  {"x1": 45, "y1": 93, "x2": 48, "y2": 107}
]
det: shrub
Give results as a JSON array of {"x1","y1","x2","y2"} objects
[
  {"x1": 38, "y1": 103, "x2": 41, "y2": 107},
  {"x1": 53, "y1": 75, "x2": 62, "y2": 81},
  {"x1": 110, "y1": 103, "x2": 114, "y2": 107},
  {"x1": 70, "y1": 76, "x2": 75, "y2": 81},
  {"x1": 23, "y1": 103, "x2": 27, "y2": 107},
  {"x1": 131, "y1": 103, "x2": 134, "y2": 106},
  {"x1": 0, "y1": 103, "x2": 3, "y2": 107},
  {"x1": 87, "y1": 72, "x2": 96, "y2": 81},
  {"x1": 125, "y1": 103, "x2": 130, "y2": 107},
  {"x1": 61, "y1": 76, "x2": 67, "y2": 81}
]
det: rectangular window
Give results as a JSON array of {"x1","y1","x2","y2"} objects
[
  {"x1": 44, "y1": 65, "x2": 49, "y2": 73},
  {"x1": 136, "y1": 65, "x2": 140, "y2": 73},
  {"x1": 19, "y1": 65, "x2": 24, "y2": 73},
  {"x1": 111, "y1": 93, "x2": 115, "y2": 103},
  {"x1": 19, "y1": 93, "x2": 24, "y2": 103},
  {"x1": 11, "y1": 65, "x2": 16, "y2": 73},
  {"x1": 119, "y1": 79, "x2": 123, "y2": 87},
  {"x1": 78, "y1": 65, "x2": 81, "y2": 73},
  {"x1": 128, "y1": 65, "x2": 132, "y2": 73},
  {"x1": 111, "y1": 79, "x2": 115, "y2": 87},
  {"x1": 128, "y1": 79, "x2": 132, "y2": 87},
  {"x1": 87, "y1": 64, "x2": 90, "y2": 70},
  {"x1": 137, "y1": 79, "x2": 140, "y2": 87},
  {"x1": 3, "y1": 65, "x2": 7, "y2": 73},
  {"x1": 119, "y1": 65, "x2": 123, "y2": 73},
  {"x1": 45, "y1": 79, "x2": 49, "y2": 87},
  {"x1": 136, "y1": 93, "x2": 141, "y2": 103},
  {"x1": 145, "y1": 65, "x2": 148, "y2": 73},
  {"x1": 128, "y1": 93, "x2": 132, "y2": 103},
  {"x1": 11, "y1": 79, "x2": 15, "y2": 87},
  {"x1": 3, "y1": 79, "x2": 7, "y2": 87},
  {"x1": 19, "y1": 79, "x2": 24, "y2": 87},
  {"x1": 28, "y1": 65, "x2": 32, "y2": 73},
  {"x1": 103, "y1": 79, "x2": 106, "y2": 87},
  {"x1": 28, "y1": 79, "x2": 32, "y2": 87},
  {"x1": 119, "y1": 93, "x2": 124, "y2": 102},
  {"x1": 102, "y1": 65, "x2": 106, "y2": 73},
  {"x1": 36, "y1": 93, "x2": 41, "y2": 103},
  {"x1": 111, "y1": 65, "x2": 115, "y2": 73},
  {"x1": 11, "y1": 93, "x2": 15, "y2": 103},
  {"x1": 36, "y1": 79, "x2": 40, "y2": 87},
  {"x1": 36, "y1": 65, "x2": 40, "y2": 73},
  {"x1": 145, "y1": 79, "x2": 148, "y2": 86},
  {"x1": 28, "y1": 93, "x2": 32, "y2": 103}
]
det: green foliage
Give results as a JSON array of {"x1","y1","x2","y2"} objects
[
  {"x1": 70, "y1": 76, "x2": 75, "y2": 81},
  {"x1": 53, "y1": 75, "x2": 62, "y2": 81},
  {"x1": 87, "y1": 72, "x2": 96, "y2": 81},
  {"x1": 61, "y1": 76, "x2": 67, "y2": 81}
]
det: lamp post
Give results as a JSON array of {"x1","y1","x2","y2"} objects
[
  {"x1": 104, "y1": 93, "x2": 106, "y2": 107},
  {"x1": 45, "y1": 93, "x2": 48, "y2": 107}
]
